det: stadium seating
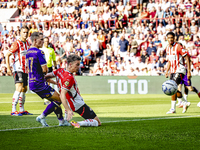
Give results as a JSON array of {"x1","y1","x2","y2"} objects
[{"x1": 0, "y1": 0, "x2": 200, "y2": 76}]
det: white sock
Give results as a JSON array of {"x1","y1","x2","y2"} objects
[
  {"x1": 177, "y1": 98, "x2": 182, "y2": 104},
  {"x1": 171, "y1": 101, "x2": 176, "y2": 110},
  {"x1": 182, "y1": 96, "x2": 187, "y2": 102},
  {"x1": 183, "y1": 94, "x2": 188, "y2": 102},
  {"x1": 39, "y1": 113, "x2": 46, "y2": 119},
  {"x1": 78, "y1": 119, "x2": 98, "y2": 127},
  {"x1": 19, "y1": 92, "x2": 25, "y2": 112},
  {"x1": 59, "y1": 119, "x2": 64, "y2": 124},
  {"x1": 12, "y1": 91, "x2": 20, "y2": 112},
  {"x1": 64, "y1": 110, "x2": 67, "y2": 120}
]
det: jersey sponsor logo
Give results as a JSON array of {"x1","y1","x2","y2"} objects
[
  {"x1": 57, "y1": 71, "x2": 64, "y2": 78},
  {"x1": 27, "y1": 50, "x2": 37, "y2": 54}
]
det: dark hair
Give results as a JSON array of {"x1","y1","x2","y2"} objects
[
  {"x1": 21, "y1": 25, "x2": 29, "y2": 31},
  {"x1": 44, "y1": 36, "x2": 49, "y2": 41},
  {"x1": 166, "y1": 32, "x2": 175, "y2": 37},
  {"x1": 30, "y1": 32, "x2": 43, "y2": 42},
  {"x1": 67, "y1": 54, "x2": 81, "y2": 64},
  {"x1": 177, "y1": 42, "x2": 183, "y2": 46}
]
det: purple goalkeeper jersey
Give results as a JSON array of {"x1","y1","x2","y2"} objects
[{"x1": 26, "y1": 47, "x2": 48, "y2": 92}]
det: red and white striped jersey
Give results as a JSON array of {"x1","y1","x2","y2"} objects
[
  {"x1": 166, "y1": 43, "x2": 187, "y2": 74},
  {"x1": 9, "y1": 39, "x2": 30, "y2": 73},
  {"x1": 52, "y1": 68, "x2": 85, "y2": 111}
]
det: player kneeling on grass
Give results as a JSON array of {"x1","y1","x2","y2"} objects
[
  {"x1": 45, "y1": 54, "x2": 101, "y2": 128},
  {"x1": 26, "y1": 32, "x2": 73, "y2": 127}
]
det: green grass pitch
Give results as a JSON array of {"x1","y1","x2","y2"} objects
[{"x1": 0, "y1": 93, "x2": 200, "y2": 150}]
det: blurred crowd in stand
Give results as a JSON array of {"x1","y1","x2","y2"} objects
[{"x1": 1, "y1": 0, "x2": 200, "y2": 76}]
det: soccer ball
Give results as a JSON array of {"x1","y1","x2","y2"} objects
[{"x1": 162, "y1": 80, "x2": 178, "y2": 96}]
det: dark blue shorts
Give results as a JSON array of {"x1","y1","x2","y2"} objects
[{"x1": 32, "y1": 85, "x2": 55, "y2": 99}]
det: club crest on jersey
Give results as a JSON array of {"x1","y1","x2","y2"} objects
[
  {"x1": 41, "y1": 51, "x2": 44, "y2": 55},
  {"x1": 65, "y1": 81, "x2": 69, "y2": 86}
]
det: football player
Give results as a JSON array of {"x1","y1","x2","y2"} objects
[
  {"x1": 6, "y1": 26, "x2": 32, "y2": 116},
  {"x1": 26, "y1": 32, "x2": 73, "y2": 127},
  {"x1": 45, "y1": 54, "x2": 101, "y2": 128},
  {"x1": 165, "y1": 32, "x2": 191, "y2": 114}
]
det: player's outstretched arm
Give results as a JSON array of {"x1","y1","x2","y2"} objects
[
  {"x1": 45, "y1": 73, "x2": 57, "y2": 84},
  {"x1": 46, "y1": 78, "x2": 57, "y2": 85},
  {"x1": 45, "y1": 72, "x2": 55, "y2": 79},
  {"x1": 60, "y1": 88, "x2": 74, "y2": 121}
]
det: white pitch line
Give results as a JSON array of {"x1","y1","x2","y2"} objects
[
  {"x1": 0, "y1": 115, "x2": 200, "y2": 132},
  {"x1": 0, "y1": 126, "x2": 59, "y2": 132},
  {"x1": 102, "y1": 115, "x2": 200, "y2": 123},
  {"x1": 0, "y1": 99, "x2": 98, "y2": 104},
  {"x1": 0, "y1": 101, "x2": 42, "y2": 104}
]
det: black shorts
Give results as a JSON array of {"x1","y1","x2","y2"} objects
[
  {"x1": 170, "y1": 73, "x2": 184, "y2": 85},
  {"x1": 75, "y1": 104, "x2": 97, "y2": 120},
  {"x1": 13, "y1": 71, "x2": 28, "y2": 86},
  {"x1": 48, "y1": 67, "x2": 53, "y2": 73}
]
